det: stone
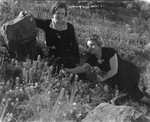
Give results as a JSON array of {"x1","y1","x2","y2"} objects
[
  {"x1": 1, "y1": 15, "x2": 37, "y2": 50},
  {"x1": 0, "y1": 15, "x2": 38, "y2": 60},
  {"x1": 82, "y1": 102, "x2": 150, "y2": 122}
]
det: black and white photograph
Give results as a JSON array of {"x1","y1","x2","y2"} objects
[{"x1": 0, "y1": 0, "x2": 150, "y2": 121}]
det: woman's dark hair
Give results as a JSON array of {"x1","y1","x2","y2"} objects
[{"x1": 51, "y1": 2, "x2": 67, "y2": 16}]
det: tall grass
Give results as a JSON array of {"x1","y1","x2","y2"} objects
[{"x1": 0, "y1": 1, "x2": 150, "y2": 122}]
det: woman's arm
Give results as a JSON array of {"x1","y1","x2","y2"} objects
[
  {"x1": 18, "y1": 11, "x2": 48, "y2": 30},
  {"x1": 73, "y1": 31, "x2": 80, "y2": 64},
  {"x1": 34, "y1": 18, "x2": 49, "y2": 30},
  {"x1": 101, "y1": 54, "x2": 118, "y2": 81},
  {"x1": 65, "y1": 63, "x2": 91, "y2": 74}
]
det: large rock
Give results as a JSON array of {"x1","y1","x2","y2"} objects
[
  {"x1": 82, "y1": 103, "x2": 150, "y2": 122},
  {"x1": 1, "y1": 15, "x2": 37, "y2": 49},
  {"x1": 1, "y1": 15, "x2": 38, "y2": 60}
]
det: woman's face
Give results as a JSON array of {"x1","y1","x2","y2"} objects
[
  {"x1": 86, "y1": 40, "x2": 100, "y2": 54},
  {"x1": 53, "y1": 8, "x2": 66, "y2": 22}
]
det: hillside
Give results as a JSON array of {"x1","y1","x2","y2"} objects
[{"x1": 0, "y1": 1, "x2": 150, "y2": 122}]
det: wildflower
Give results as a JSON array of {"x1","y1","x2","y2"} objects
[
  {"x1": 63, "y1": 113, "x2": 67, "y2": 117},
  {"x1": 73, "y1": 102, "x2": 76, "y2": 106},
  {"x1": 58, "y1": 102, "x2": 61, "y2": 105},
  {"x1": 15, "y1": 98, "x2": 19, "y2": 102},
  {"x1": 97, "y1": 59, "x2": 104, "y2": 64},
  {"x1": 47, "y1": 91, "x2": 51, "y2": 95},
  {"x1": 15, "y1": 1, "x2": 18, "y2": 4},
  {"x1": 35, "y1": 83, "x2": 38, "y2": 87},
  {"x1": 6, "y1": 81, "x2": 10, "y2": 86},
  {"x1": 95, "y1": 84, "x2": 98, "y2": 88},
  {"x1": 9, "y1": 90, "x2": 12, "y2": 93},
  {"x1": 11, "y1": 59, "x2": 15, "y2": 65},
  {"x1": 49, "y1": 66, "x2": 53, "y2": 71},
  {"x1": 66, "y1": 95, "x2": 69, "y2": 99},
  {"x1": 37, "y1": 55, "x2": 41, "y2": 62},
  {"x1": 10, "y1": 102, "x2": 15, "y2": 106},
  {"x1": 15, "y1": 60, "x2": 18, "y2": 67},
  {"x1": 56, "y1": 82, "x2": 60, "y2": 87},
  {"x1": 115, "y1": 90, "x2": 119, "y2": 97},
  {"x1": 59, "y1": 69, "x2": 65, "y2": 74},
  {"x1": 29, "y1": 68, "x2": 33, "y2": 76},
  {"x1": 19, "y1": 88, "x2": 23, "y2": 92},
  {"x1": 76, "y1": 113, "x2": 82, "y2": 118},
  {"x1": 6, "y1": 113, "x2": 10, "y2": 116},
  {"x1": 30, "y1": 85, "x2": 34, "y2": 89},
  {"x1": 2, "y1": 98, "x2": 6, "y2": 102},
  {"x1": 69, "y1": 109, "x2": 73, "y2": 114},
  {"x1": 69, "y1": 74, "x2": 73, "y2": 79},
  {"x1": 25, "y1": 87, "x2": 29, "y2": 92},
  {"x1": 8, "y1": 98, "x2": 11, "y2": 101},
  {"x1": 7, "y1": 113, "x2": 13, "y2": 122},
  {"x1": 15, "y1": 77, "x2": 20, "y2": 85},
  {"x1": 15, "y1": 86, "x2": 19, "y2": 90},
  {"x1": 75, "y1": 75, "x2": 78, "y2": 81},
  {"x1": 45, "y1": 79, "x2": 48, "y2": 83},
  {"x1": 44, "y1": 62, "x2": 48, "y2": 67},
  {"x1": 104, "y1": 85, "x2": 109, "y2": 92},
  {"x1": 34, "y1": 85, "x2": 38, "y2": 88}
]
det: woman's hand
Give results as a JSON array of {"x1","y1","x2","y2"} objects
[
  {"x1": 64, "y1": 63, "x2": 91, "y2": 74},
  {"x1": 64, "y1": 68, "x2": 71, "y2": 73},
  {"x1": 19, "y1": 11, "x2": 32, "y2": 18},
  {"x1": 97, "y1": 75, "x2": 104, "y2": 82}
]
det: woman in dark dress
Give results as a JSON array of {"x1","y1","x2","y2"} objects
[
  {"x1": 65, "y1": 34, "x2": 150, "y2": 105},
  {"x1": 19, "y1": 2, "x2": 80, "y2": 68}
]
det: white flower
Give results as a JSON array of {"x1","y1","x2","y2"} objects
[{"x1": 98, "y1": 59, "x2": 104, "y2": 64}]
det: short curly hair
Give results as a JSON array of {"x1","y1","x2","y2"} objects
[
  {"x1": 86, "y1": 34, "x2": 104, "y2": 48},
  {"x1": 51, "y1": 2, "x2": 67, "y2": 16}
]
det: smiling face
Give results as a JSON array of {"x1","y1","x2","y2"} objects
[
  {"x1": 53, "y1": 8, "x2": 66, "y2": 22},
  {"x1": 86, "y1": 40, "x2": 101, "y2": 54}
]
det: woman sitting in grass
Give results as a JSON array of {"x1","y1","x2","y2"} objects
[
  {"x1": 19, "y1": 2, "x2": 80, "y2": 68},
  {"x1": 65, "y1": 34, "x2": 150, "y2": 106}
]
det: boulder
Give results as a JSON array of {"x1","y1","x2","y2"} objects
[
  {"x1": 82, "y1": 103, "x2": 150, "y2": 122},
  {"x1": 1, "y1": 15, "x2": 38, "y2": 60},
  {"x1": 1, "y1": 15, "x2": 37, "y2": 49}
]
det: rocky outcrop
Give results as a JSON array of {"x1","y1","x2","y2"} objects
[
  {"x1": 1, "y1": 15, "x2": 38, "y2": 60},
  {"x1": 82, "y1": 102, "x2": 150, "y2": 122}
]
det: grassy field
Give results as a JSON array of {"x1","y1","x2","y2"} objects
[{"x1": 0, "y1": 1, "x2": 150, "y2": 122}]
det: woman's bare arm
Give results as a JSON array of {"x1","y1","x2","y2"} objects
[
  {"x1": 101, "y1": 54, "x2": 118, "y2": 81},
  {"x1": 65, "y1": 63, "x2": 91, "y2": 74}
]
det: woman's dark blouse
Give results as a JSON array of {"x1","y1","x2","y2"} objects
[
  {"x1": 86, "y1": 47, "x2": 144, "y2": 101},
  {"x1": 34, "y1": 18, "x2": 80, "y2": 68},
  {"x1": 86, "y1": 47, "x2": 120, "y2": 73}
]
